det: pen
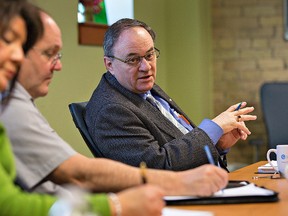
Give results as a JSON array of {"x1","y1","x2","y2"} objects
[
  {"x1": 235, "y1": 102, "x2": 242, "y2": 111},
  {"x1": 140, "y1": 161, "x2": 147, "y2": 184},
  {"x1": 204, "y1": 145, "x2": 216, "y2": 165},
  {"x1": 204, "y1": 145, "x2": 224, "y2": 194},
  {"x1": 235, "y1": 102, "x2": 242, "y2": 122}
]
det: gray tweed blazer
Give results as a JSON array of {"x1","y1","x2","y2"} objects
[{"x1": 85, "y1": 72, "x2": 221, "y2": 171}]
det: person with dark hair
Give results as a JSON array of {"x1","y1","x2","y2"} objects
[
  {"x1": 0, "y1": 0, "x2": 43, "y2": 101},
  {"x1": 0, "y1": 1, "x2": 165, "y2": 216},
  {"x1": 85, "y1": 18, "x2": 257, "y2": 170}
]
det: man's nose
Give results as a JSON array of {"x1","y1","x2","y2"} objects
[
  {"x1": 50, "y1": 59, "x2": 62, "y2": 71},
  {"x1": 139, "y1": 57, "x2": 151, "y2": 71}
]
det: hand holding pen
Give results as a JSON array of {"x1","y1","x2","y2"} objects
[
  {"x1": 204, "y1": 145, "x2": 224, "y2": 193},
  {"x1": 212, "y1": 101, "x2": 257, "y2": 151},
  {"x1": 212, "y1": 101, "x2": 257, "y2": 135}
]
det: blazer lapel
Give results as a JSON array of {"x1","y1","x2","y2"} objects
[
  {"x1": 151, "y1": 85, "x2": 196, "y2": 128},
  {"x1": 139, "y1": 97, "x2": 184, "y2": 137}
]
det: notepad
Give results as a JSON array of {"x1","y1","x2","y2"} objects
[
  {"x1": 162, "y1": 208, "x2": 213, "y2": 216},
  {"x1": 257, "y1": 161, "x2": 278, "y2": 174},
  {"x1": 164, "y1": 181, "x2": 278, "y2": 205}
]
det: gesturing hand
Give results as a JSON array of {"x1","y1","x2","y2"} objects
[
  {"x1": 212, "y1": 102, "x2": 257, "y2": 150},
  {"x1": 212, "y1": 102, "x2": 257, "y2": 135}
]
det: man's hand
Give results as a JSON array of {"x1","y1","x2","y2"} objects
[{"x1": 212, "y1": 102, "x2": 257, "y2": 136}]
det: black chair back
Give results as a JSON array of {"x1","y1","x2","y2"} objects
[
  {"x1": 261, "y1": 82, "x2": 288, "y2": 154},
  {"x1": 68, "y1": 102, "x2": 103, "y2": 157}
]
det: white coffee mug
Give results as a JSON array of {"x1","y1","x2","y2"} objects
[
  {"x1": 285, "y1": 165, "x2": 288, "y2": 179},
  {"x1": 267, "y1": 145, "x2": 288, "y2": 175}
]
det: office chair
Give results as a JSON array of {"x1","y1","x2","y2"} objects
[
  {"x1": 260, "y1": 82, "x2": 288, "y2": 157},
  {"x1": 68, "y1": 102, "x2": 103, "y2": 157}
]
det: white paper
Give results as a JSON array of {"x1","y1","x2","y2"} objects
[
  {"x1": 214, "y1": 183, "x2": 274, "y2": 197},
  {"x1": 164, "y1": 183, "x2": 274, "y2": 201},
  {"x1": 258, "y1": 161, "x2": 278, "y2": 173},
  {"x1": 162, "y1": 207, "x2": 213, "y2": 216}
]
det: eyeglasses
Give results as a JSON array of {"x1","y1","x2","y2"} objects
[
  {"x1": 33, "y1": 48, "x2": 62, "y2": 66},
  {"x1": 51, "y1": 52, "x2": 62, "y2": 66},
  {"x1": 107, "y1": 47, "x2": 160, "y2": 67}
]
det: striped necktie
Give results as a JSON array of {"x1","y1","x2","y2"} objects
[{"x1": 146, "y1": 94, "x2": 189, "y2": 134}]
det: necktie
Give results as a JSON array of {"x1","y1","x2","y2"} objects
[{"x1": 146, "y1": 94, "x2": 189, "y2": 134}]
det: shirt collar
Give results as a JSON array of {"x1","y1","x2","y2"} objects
[{"x1": 139, "y1": 90, "x2": 152, "y2": 100}]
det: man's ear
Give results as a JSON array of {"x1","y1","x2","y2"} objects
[{"x1": 104, "y1": 56, "x2": 113, "y2": 74}]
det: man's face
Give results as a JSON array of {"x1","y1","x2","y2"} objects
[
  {"x1": 18, "y1": 14, "x2": 62, "y2": 99},
  {"x1": 104, "y1": 27, "x2": 157, "y2": 94}
]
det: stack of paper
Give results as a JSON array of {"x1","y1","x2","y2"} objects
[
  {"x1": 257, "y1": 161, "x2": 278, "y2": 174},
  {"x1": 164, "y1": 182, "x2": 278, "y2": 205},
  {"x1": 165, "y1": 183, "x2": 275, "y2": 200},
  {"x1": 214, "y1": 183, "x2": 275, "y2": 197}
]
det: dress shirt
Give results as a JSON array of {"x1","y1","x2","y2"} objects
[{"x1": 0, "y1": 82, "x2": 76, "y2": 194}]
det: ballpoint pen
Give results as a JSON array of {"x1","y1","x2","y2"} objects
[
  {"x1": 204, "y1": 145, "x2": 216, "y2": 165},
  {"x1": 235, "y1": 102, "x2": 242, "y2": 111},
  {"x1": 204, "y1": 145, "x2": 224, "y2": 193}
]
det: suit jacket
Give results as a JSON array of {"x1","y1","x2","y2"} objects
[{"x1": 85, "y1": 72, "x2": 221, "y2": 171}]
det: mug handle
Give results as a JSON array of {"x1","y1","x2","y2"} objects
[{"x1": 266, "y1": 149, "x2": 278, "y2": 172}]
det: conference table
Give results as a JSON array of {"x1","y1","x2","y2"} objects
[{"x1": 172, "y1": 161, "x2": 288, "y2": 216}]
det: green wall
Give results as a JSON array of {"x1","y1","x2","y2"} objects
[
  {"x1": 34, "y1": 0, "x2": 212, "y2": 157},
  {"x1": 166, "y1": 0, "x2": 213, "y2": 124}
]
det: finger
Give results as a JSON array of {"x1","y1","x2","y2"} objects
[
  {"x1": 237, "y1": 123, "x2": 251, "y2": 135},
  {"x1": 242, "y1": 133, "x2": 248, "y2": 140},
  {"x1": 239, "y1": 130, "x2": 248, "y2": 140},
  {"x1": 235, "y1": 106, "x2": 255, "y2": 116},
  {"x1": 237, "y1": 115, "x2": 241, "y2": 122},
  {"x1": 237, "y1": 114, "x2": 257, "y2": 122},
  {"x1": 236, "y1": 120, "x2": 252, "y2": 136}
]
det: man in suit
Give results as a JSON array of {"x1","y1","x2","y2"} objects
[{"x1": 85, "y1": 18, "x2": 257, "y2": 170}]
